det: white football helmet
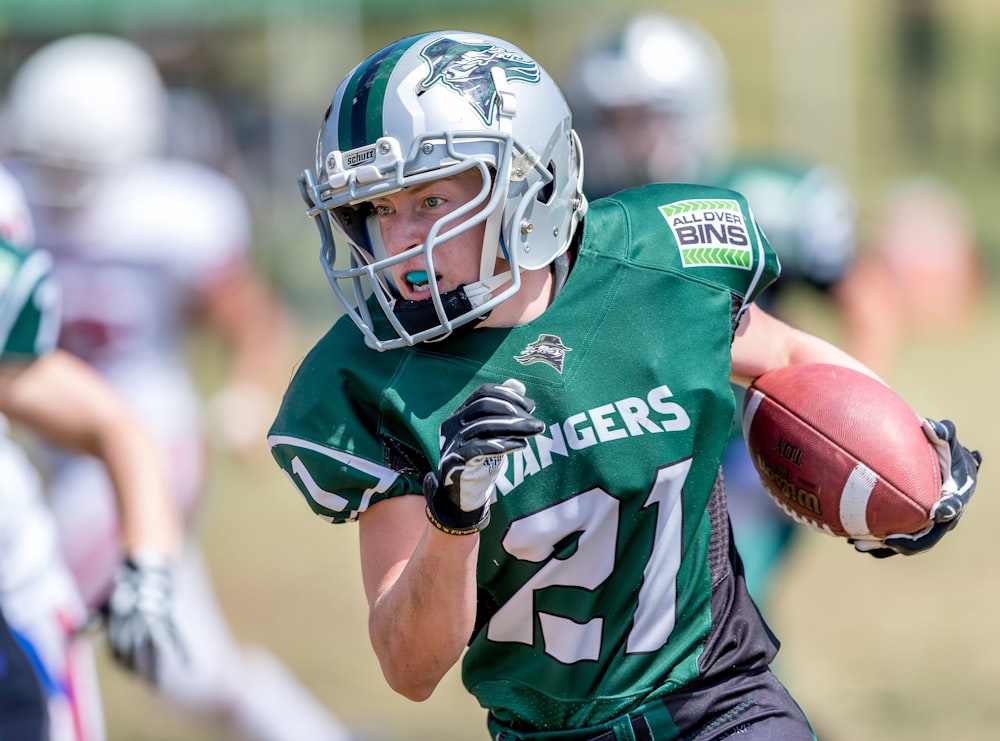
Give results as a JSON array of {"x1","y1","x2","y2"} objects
[
  {"x1": 300, "y1": 30, "x2": 587, "y2": 351},
  {"x1": 5, "y1": 34, "x2": 166, "y2": 206},
  {"x1": 565, "y1": 13, "x2": 731, "y2": 197}
]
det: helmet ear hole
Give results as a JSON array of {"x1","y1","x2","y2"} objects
[{"x1": 536, "y1": 163, "x2": 556, "y2": 205}]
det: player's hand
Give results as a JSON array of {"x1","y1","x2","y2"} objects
[
  {"x1": 424, "y1": 379, "x2": 544, "y2": 535},
  {"x1": 104, "y1": 549, "x2": 187, "y2": 684},
  {"x1": 852, "y1": 418, "x2": 982, "y2": 558}
]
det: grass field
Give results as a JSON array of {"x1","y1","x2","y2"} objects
[{"x1": 90, "y1": 290, "x2": 999, "y2": 741}]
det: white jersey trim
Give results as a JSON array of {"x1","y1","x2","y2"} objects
[{"x1": 268, "y1": 434, "x2": 401, "y2": 516}]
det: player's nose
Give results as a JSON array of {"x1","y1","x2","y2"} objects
[{"x1": 380, "y1": 214, "x2": 428, "y2": 257}]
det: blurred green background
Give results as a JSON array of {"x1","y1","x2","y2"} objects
[{"x1": 1, "y1": 1, "x2": 998, "y2": 739}]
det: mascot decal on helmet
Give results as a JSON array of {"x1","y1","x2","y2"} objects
[{"x1": 419, "y1": 38, "x2": 541, "y2": 125}]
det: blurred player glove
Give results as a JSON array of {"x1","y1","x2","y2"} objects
[
  {"x1": 105, "y1": 548, "x2": 186, "y2": 684},
  {"x1": 852, "y1": 418, "x2": 982, "y2": 558},
  {"x1": 424, "y1": 379, "x2": 544, "y2": 535}
]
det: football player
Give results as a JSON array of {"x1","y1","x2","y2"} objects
[
  {"x1": 269, "y1": 30, "x2": 980, "y2": 740},
  {"x1": 0, "y1": 163, "x2": 183, "y2": 740},
  {"x1": 3, "y1": 34, "x2": 354, "y2": 741}
]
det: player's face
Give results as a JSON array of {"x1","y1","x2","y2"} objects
[{"x1": 370, "y1": 168, "x2": 491, "y2": 301}]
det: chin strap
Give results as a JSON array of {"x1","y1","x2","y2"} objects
[
  {"x1": 393, "y1": 267, "x2": 512, "y2": 340},
  {"x1": 394, "y1": 286, "x2": 491, "y2": 338},
  {"x1": 463, "y1": 270, "x2": 512, "y2": 309}
]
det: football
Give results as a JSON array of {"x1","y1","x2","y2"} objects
[{"x1": 741, "y1": 363, "x2": 942, "y2": 540}]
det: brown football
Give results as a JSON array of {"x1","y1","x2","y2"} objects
[{"x1": 742, "y1": 363, "x2": 941, "y2": 540}]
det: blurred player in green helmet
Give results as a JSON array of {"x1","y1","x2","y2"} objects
[{"x1": 566, "y1": 13, "x2": 899, "y2": 613}]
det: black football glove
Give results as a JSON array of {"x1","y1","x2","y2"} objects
[
  {"x1": 424, "y1": 379, "x2": 545, "y2": 535},
  {"x1": 852, "y1": 418, "x2": 982, "y2": 558},
  {"x1": 104, "y1": 550, "x2": 186, "y2": 684}
]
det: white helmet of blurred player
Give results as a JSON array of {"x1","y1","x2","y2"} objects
[
  {"x1": 566, "y1": 13, "x2": 731, "y2": 197},
  {"x1": 5, "y1": 34, "x2": 166, "y2": 206}
]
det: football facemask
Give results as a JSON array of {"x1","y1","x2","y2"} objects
[{"x1": 299, "y1": 31, "x2": 586, "y2": 351}]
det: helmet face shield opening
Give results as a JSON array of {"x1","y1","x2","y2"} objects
[
  {"x1": 301, "y1": 133, "x2": 521, "y2": 351},
  {"x1": 301, "y1": 30, "x2": 586, "y2": 351}
]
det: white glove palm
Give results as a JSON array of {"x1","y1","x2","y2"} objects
[
  {"x1": 424, "y1": 379, "x2": 544, "y2": 535},
  {"x1": 105, "y1": 550, "x2": 186, "y2": 684}
]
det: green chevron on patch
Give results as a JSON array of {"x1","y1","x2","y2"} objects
[{"x1": 659, "y1": 198, "x2": 753, "y2": 270}]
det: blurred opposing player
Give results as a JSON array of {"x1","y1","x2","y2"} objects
[
  {"x1": 3, "y1": 34, "x2": 354, "y2": 741},
  {"x1": 0, "y1": 163, "x2": 185, "y2": 740},
  {"x1": 847, "y1": 176, "x2": 983, "y2": 376},
  {"x1": 565, "y1": 13, "x2": 897, "y2": 612},
  {"x1": 0, "y1": 160, "x2": 55, "y2": 741},
  {"x1": 565, "y1": 12, "x2": 732, "y2": 200}
]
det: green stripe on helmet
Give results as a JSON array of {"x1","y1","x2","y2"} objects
[{"x1": 339, "y1": 33, "x2": 432, "y2": 151}]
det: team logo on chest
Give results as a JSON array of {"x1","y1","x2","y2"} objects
[
  {"x1": 659, "y1": 198, "x2": 753, "y2": 270},
  {"x1": 419, "y1": 38, "x2": 541, "y2": 125},
  {"x1": 514, "y1": 334, "x2": 571, "y2": 373}
]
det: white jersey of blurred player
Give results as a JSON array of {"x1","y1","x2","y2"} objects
[
  {"x1": 5, "y1": 35, "x2": 352, "y2": 741},
  {"x1": 0, "y1": 163, "x2": 105, "y2": 741}
]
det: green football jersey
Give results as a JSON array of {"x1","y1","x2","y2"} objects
[
  {"x1": 0, "y1": 238, "x2": 60, "y2": 361},
  {"x1": 270, "y1": 183, "x2": 780, "y2": 730}
]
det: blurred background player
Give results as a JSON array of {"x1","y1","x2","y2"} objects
[
  {"x1": 0, "y1": 160, "x2": 56, "y2": 741},
  {"x1": 0, "y1": 162, "x2": 185, "y2": 741},
  {"x1": 712, "y1": 157, "x2": 877, "y2": 609},
  {"x1": 855, "y1": 175, "x2": 983, "y2": 373},
  {"x1": 1, "y1": 34, "x2": 355, "y2": 741},
  {"x1": 566, "y1": 12, "x2": 732, "y2": 200},
  {"x1": 565, "y1": 12, "x2": 899, "y2": 614}
]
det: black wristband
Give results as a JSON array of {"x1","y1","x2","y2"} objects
[{"x1": 423, "y1": 471, "x2": 490, "y2": 535}]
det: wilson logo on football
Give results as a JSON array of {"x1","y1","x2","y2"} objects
[{"x1": 753, "y1": 451, "x2": 823, "y2": 518}]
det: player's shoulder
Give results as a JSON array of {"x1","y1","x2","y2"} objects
[
  {"x1": 0, "y1": 237, "x2": 60, "y2": 360},
  {"x1": 273, "y1": 318, "x2": 396, "y2": 433},
  {"x1": 268, "y1": 319, "x2": 427, "y2": 523},
  {"x1": 0, "y1": 164, "x2": 34, "y2": 247},
  {"x1": 588, "y1": 181, "x2": 758, "y2": 243},
  {"x1": 0, "y1": 236, "x2": 54, "y2": 297},
  {"x1": 581, "y1": 182, "x2": 777, "y2": 304}
]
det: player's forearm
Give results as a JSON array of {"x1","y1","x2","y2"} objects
[
  {"x1": 731, "y1": 304, "x2": 884, "y2": 386},
  {"x1": 1, "y1": 351, "x2": 182, "y2": 558},
  {"x1": 96, "y1": 415, "x2": 183, "y2": 558},
  {"x1": 368, "y1": 526, "x2": 479, "y2": 701}
]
